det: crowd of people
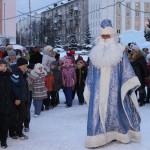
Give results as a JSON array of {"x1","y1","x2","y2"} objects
[{"x1": 0, "y1": 45, "x2": 88, "y2": 149}]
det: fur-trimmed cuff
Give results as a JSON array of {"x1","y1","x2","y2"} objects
[
  {"x1": 86, "y1": 130, "x2": 141, "y2": 148},
  {"x1": 121, "y1": 76, "x2": 140, "y2": 110}
]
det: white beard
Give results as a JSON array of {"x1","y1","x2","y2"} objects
[{"x1": 89, "y1": 37, "x2": 125, "y2": 69}]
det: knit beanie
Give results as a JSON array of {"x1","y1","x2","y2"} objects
[
  {"x1": 131, "y1": 45, "x2": 140, "y2": 51},
  {"x1": 64, "y1": 59, "x2": 73, "y2": 64},
  {"x1": 51, "y1": 61, "x2": 58, "y2": 66},
  {"x1": 17, "y1": 57, "x2": 28, "y2": 66},
  {"x1": 77, "y1": 55, "x2": 83, "y2": 61},
  {"x1": 0, "y1": 59, "x2": 7, "y2": 65},
  {"x1": 8, "y1": 50, "x2": 16, "y2": 56}
]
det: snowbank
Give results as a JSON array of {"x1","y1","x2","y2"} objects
[{"x1": 119, "y1": 30, "x2": 150, "y2": 51}]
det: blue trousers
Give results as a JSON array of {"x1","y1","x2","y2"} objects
[
  {"x1": 64, "y1": 87, "x2": 72, "y2": 107},
  {"x1": 33, "y1": 100, "x2": 43, "y2": 115}
]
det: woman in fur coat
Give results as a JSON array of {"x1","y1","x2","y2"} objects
[
  {"x1": 42, "y1": 45, "x2": 56, "y2": 69},
  {"x1": 129, "y1": 45, "x2": 148, "y2": 106},
  {"x1": 29, "y1": 63, "x2": 47, "y2": 117}
]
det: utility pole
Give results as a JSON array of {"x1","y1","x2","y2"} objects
[
  {"x1": 29, "y1": 0, "x2": 33, "y2": 45},
  {"x1": 3, "y1": 1, "x2": 5, "y2": 36},
  {"x1": 3, "y1": 0, "x2": 6, "y2": 45}
]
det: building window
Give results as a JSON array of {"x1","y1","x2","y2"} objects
[
  {"x1": 126, "y1": 12, "x2": 130, "y2": 17},
  {"x1": 117, "y1": 2, "x2": 121, "y2": 7},
  {"x1": 145, "y1": 12, "x2": 149, "y2": 17},
  {"x1": 135, "y1": 2, "x2": 140, "y2": 9},
  {"x1": 117, "y1": 12, "x2": 121, "y2": 17},
  {"x1": 116, "y1": 21, "x2": 120, "y2": 26},
  {"x1": 117, "y1": 29, "x2": 120, "y2": 34},
  {"x1": 136, "y1": 22, "x2": 140, "y2": 26},
  {"x1": 126, "y1": 21, "x2": 130, "y2": 26},
  {"x1": 135, "y1": 11, "x2": 140, "y2": 17},
  {"x1": 126, "y1": 2, "x2": 130, "y2": 8}
]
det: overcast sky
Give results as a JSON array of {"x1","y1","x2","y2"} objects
[{"x1": 16, "y1": 0, "x2": 58, "y2": 15}]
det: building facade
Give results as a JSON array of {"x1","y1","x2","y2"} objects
[
  {"x1": 17, "y1": 0, "x2": 88, "y2": 47},
  {"x1": 89, "y1": 0, "x2": 150, "y2": 41},
  {"x1": 0, "y1": 0, "x2": 16, "y2": 45}
]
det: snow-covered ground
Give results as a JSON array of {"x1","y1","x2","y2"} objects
[{"x1": 5, "y1": 90, "x2": 150, "y2": 150}]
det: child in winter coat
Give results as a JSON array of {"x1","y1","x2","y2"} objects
[
  {"x1": 29, "y1": 63, "x2": 47, "y2": 117},
  {"x1": 62, "y1": 59, "x2": 76, "y2": 107},
  {"x1": 0, "y1": 59, "x2": 13, "y2": 148},
  {"x1": 44, "y1": 66, "x2": 54, "y2": 110},
  {"x1": 50, "y1": 61, "x2": 62, "y2": 107},
  {"x1": 75, "y1": 57, "x2": 87, "y2": 105}
]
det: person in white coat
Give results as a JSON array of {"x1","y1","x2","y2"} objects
[{"x1": 42, "y1": 45, "x2": 56, "y2": 70}]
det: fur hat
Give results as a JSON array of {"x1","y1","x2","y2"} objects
[
  {"x1": 17, "y1": 57, "x2": 28, "y2": 66},
  {"x1": 31, "y1": 63, "x2": 47, "y2": 76},
  {"x1": 132, "y1": 45, "x2": 140, "y2": 51},
  {"x1": 6, "y1": 45, "x2": 13, "y2": 50},
  {"x1": 34, "y1": 63, "x2": 44, "y2": 73},
  {"x1": 100, "y1": 19, "x2": 116, "y2": 35},
  {"x1": 8, "y1": 50, "x2": 16, "y2": 56},
  {"x1": 44, "y1": 45, "x2": 53, "y2": 53}
]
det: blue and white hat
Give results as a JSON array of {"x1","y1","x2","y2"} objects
[{"x1": 100, "y1": 19, "x2": 116, "y2": 35}]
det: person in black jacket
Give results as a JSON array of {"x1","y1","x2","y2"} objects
[
  {"x1": 29, "y1": 46, "x2": 43, "y2": 65},
  {"x1": 10, "y1": 58, "x2": 29, "y2": 139},
  {"x1": 0, "y1": 59, "x2": 14, "y2": 148},
  {"x1": 74, "y1": 56, "x2": 87, "y2": 105}
]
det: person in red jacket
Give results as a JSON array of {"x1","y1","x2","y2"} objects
[{"x1": 44, "y1": 67, "x2": 54, "y2": 110}]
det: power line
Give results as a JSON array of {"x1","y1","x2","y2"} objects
[
  {"x1": 2, "y1": 0, "x2": 150, "y2": 21},
  {"x1": 121, "y1": 2, "x2": 150, "y2": 14},
  {"x1": 1, "y1": 0, "x2": 67, "y2": 20}
]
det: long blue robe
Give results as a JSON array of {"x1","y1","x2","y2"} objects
[{"x1": 84, "y1": 52, "x2": 141, "y2": 148}]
